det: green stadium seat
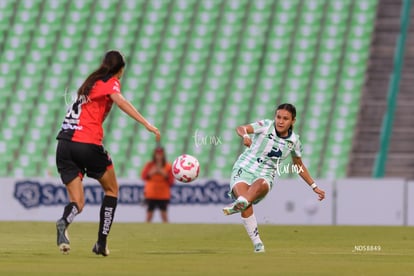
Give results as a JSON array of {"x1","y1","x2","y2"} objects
[
  {"x1": 317, "y1": 0, "x2": 378, "y2": 177},
  {"x1": 0, "y1": 0, "x2": 377, "y2": 178},
  {"x1": 0, "y1": 0, "x2": 14, "y2": 26}
]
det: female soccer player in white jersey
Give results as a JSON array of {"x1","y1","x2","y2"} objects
[{"x1": 222, "y1": 103, "x2": 325, "y2": 253}]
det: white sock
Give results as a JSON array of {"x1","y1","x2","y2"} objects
[{"x1": 242, "y1": 214, "x2": 262, "y2": 245}]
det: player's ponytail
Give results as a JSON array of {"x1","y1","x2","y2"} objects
[
  {"x1": 77, "y1": 50, "x2": 126, "y2": 98},
  {"x1": 276, "y1": 103, "x2": 296, "y2": 131}
]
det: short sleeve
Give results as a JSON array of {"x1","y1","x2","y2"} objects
[
  {"x1": 104, "y1": 78, "x2": 121, "y2": 95},
  {"x1": 250, "y1": 119, "x2": 272, "y2": 133},
  {"x1": 290, "y1": 139, "x2": 303, "y2": 157},
  {"x1": 111, "y1": 79, "x2": 121, "y2": 94}
]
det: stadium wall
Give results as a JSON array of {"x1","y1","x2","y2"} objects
[{"x1": 1, "y1": 177, "x2": 412, "y2": 226}]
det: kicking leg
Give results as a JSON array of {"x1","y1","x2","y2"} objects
[
  {"x1": 223, "y1": 178, "x2": 269, "y2": 215},
  {"x1": 233, "y1": 178, "x2": 269, "y2": 204},
  {"x1": 222, "y1": 182, "x2": 249, "y2": 215}
]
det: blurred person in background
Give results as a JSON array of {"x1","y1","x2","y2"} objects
[
  {"x1": 141, "y1": 147, "x2": 175, "y2": 223},
  {"x1": 55, "y1": 50, "x2": 160, "y2": 256}
]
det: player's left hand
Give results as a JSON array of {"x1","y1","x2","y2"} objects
[
  {"x1": 146, "y1": 124, "x2": 161, "y2": 141},
  {"x1": 314, "y1": 187, "x2": 325, "y2": 201}
]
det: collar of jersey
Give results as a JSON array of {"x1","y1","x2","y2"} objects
[{"x1": 274, "y1": 123, "x2": 292, "y2": 139}]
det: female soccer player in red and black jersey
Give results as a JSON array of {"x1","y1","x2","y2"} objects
[{"x1": 55, "y1": 50, "x2": 160, "y2": 256}]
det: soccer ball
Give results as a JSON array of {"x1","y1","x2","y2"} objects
[{"x1": 172, "y1": 154, "x2": 200, "y2": 183}]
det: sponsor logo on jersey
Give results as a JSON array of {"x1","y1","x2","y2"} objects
[
  {"x1": 112, "y1": 81, "x2": 120, "y2": 92},
  {"x1": 61, "y1": 123, "x2": 83, "y2": 130},
  {"x1": 286, "y1": 141, "x2": 294, "y2": 150},
  {"x1": 63, "y1": 118, "x2": 80, "y2": 125},
  {"x1": 267, "y1": 133, "x2": 277, "y2": 141},
  {"x1": 267, "y1": 147, "x2": 282, "y2": 158}
]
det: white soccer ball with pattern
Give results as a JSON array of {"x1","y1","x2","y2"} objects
[{"x1": 172, "y1": 154, "x2": 200, "y2": 183}]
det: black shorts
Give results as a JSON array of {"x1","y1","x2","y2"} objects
[
  {"x1": 56, "y1": 139, "x2": 113, "y2": 184},
  {"x1": 146, "y1": 199, "x2": 170, "y2": 212}
]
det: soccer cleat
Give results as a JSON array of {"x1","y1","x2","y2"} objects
[
  {"x1": 56, "y1": 219, "x2": 70, "y2": 254},
  {"x1": 92, "y1": 242, "x2": 110, "y2": 257},
  {"x1": 222, "y1": 197, "x2": 249, "y2": 215},
  {"x1": 254, "y1": 243, "x2": 265, "y2": 253}
]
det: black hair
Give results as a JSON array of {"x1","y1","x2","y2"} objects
[{"x1": 77, "y1": 50, "x2": 125, "y2": 98}]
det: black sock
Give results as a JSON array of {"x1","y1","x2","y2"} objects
[
  {"x1": 98, "y1": 196, "x2": 117, "y2": 245},
  {"x1": 61, "y1": 202, "x2": 79, "y2": 226}
]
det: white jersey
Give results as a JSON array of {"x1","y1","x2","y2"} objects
[{"x1": 234, "y1": 119, "x2": 302, "y2": 175}]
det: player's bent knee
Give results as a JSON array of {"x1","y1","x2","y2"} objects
[{"x1": 258, "y1": 179, "x2": 270, "y2": 190}]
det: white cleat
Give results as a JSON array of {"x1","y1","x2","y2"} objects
[
  {"x1": 222, "y1": 198, "x2": 249, "y2": 215},
  {"x1": 254, "y1": 243, "x2": 265, "y2": 253}
]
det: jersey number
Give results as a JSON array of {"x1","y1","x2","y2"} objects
[{"x1": 65, "y1": 96, "x2": 87, "y2": 119}]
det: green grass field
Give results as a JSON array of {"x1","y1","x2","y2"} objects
[{"x1": 0, "y1": 222, "x2": 413, "y2": 276}]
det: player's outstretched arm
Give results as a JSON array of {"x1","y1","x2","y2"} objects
[
  {"x1": 291, "y1": 156, "x2": 325, "y2": 201},
  {"x1": 236, "y1": 124, "x2": 254, "y2": 147},
  {"x1": 110, "y1": 93, "x2": 161, "y2": 141}
]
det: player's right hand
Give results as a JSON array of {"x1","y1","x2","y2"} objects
[{"x1": 243, "y1": 136, "x2": 252, "y2": 147}]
